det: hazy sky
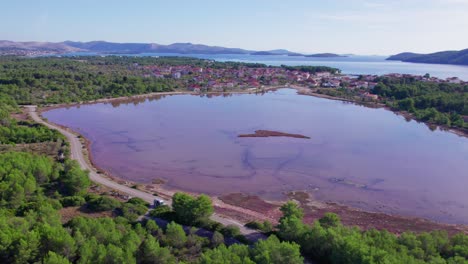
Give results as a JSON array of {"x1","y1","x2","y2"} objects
[{"x1": 2, "y1": 0, "x2": 468, "y2": 55}]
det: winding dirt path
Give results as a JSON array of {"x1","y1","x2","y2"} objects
[{"x1": 25, "y1": 105, "x2": 263, "y2": 237}]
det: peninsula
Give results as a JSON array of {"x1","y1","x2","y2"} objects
[{"x1": 387, "y1": 48, "x2": 468, "y2": 66}]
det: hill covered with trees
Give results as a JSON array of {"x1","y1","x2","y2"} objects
[{"x1": 387, "y1": 49, "x2": 468, "y2": 66}]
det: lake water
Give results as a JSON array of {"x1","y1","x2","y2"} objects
[
  {"x1": 43, "y1": 89, "x2": 468, "y2": 224},
  {"x1": 63, "y1": 52, "x2": 468, "y2": 81}
]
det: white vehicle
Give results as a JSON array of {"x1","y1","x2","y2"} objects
[{"x1": 153, "y1": 199, "x2": 165, "y2": 207}]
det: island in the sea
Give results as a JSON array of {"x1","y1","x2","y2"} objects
[
  {"x1": 238, "y1": 130, "x2": 311, "y2": 139},
  {"x1": 305, "y1": 53, "x2": 347, "y2": 58}
]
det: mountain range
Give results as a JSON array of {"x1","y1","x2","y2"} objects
[
  {"x1": 0, "y1": 40, "x2": 345, "y2": 57},
  {"x1": 4, "y1": 40, "x2": 465, "y2": 66},
  {"x1": 387, "y1": 49, "x2": 468, "y2": 66}
]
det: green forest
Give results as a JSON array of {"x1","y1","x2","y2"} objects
[
  {"x1": 318, "y1": 75, "x2": 467, "y2": 130},
  {"x1": 0, "y1": 56, "x2": 179, "y2": 104},
  {"x1": 276, "y1": 202, "x2": 468, "y2": 264},
  {"x1": 0, "y1": 150, "x2": 304, "y2": 263},
  {"x1": 373, "y1": 76, "x2": 467, "y2": 129},
  {"x1": 1, "y1": 56, "x2": 468, "y2": 263}
]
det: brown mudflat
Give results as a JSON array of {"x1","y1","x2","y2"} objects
[{"x1": 238, "y1": 130, "x2": 310, "y2": 139}]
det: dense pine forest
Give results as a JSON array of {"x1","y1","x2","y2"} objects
[{"x1": 373, "y1": 76, "x2": 467, "y2": 129}]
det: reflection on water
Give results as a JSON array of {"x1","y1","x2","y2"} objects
[{"x1": 44, "y1": 89, "x2": 468, "y2": 224}]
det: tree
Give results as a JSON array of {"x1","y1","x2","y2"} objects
[
  {"x1": 164, "y1": 221, "x2": 187, "y2": 248},
  {"x1": 39, "y1": 224, "x2": 76, "y2": 260},
  {"x1": 251, "y1": 235, "x2": 303, "y2": 264},
  {"x1": 318, "y1": 213, "x2": 341, "y2": 228},
  {"x1": 60, "y1": 160, "x2": 90, "y2": 196},
  {"x1": 172, "y1": 193, "x2": 193, "y2": 222},
  {"x1": 193, "y1": 194, "x2": 214, "y2": 220},
  {"x1": 172, "y1": 192, "x2": 214, "y2": 225},
  {"x1": 199, "y1": 245, "x2": 254, "y2": 264},
  {"x1": 43, "y1": 251, "x2": 72, "y2": 264},
  {"x1": 277, "y1": 201, "x2": 306, "y2": 241},
  {"x1": 279, "y1": 202, "x2": 304, "y2": 220},
  {"x1": 398, "y1": 98, "x2": 416, "y2": 112},
  {"x1": 211, "y1": 231, "x2": 224, "y2": 248},
  {"x1": 144, "y1": 219, "x2": 160, "y2": 235},
  {"x1": 277, "y1": 215, "x2": 305, "y2": 241},
  {"x1": 120, "y1": 201, "x2": 148, "y2": 221},
  {"x1": 138, "y1": 235, "x2": 176, "y2": 264}
]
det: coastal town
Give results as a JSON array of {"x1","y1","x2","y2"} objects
[{"x1": 139, "y1": 63, "x2": 467, "y2": 99}]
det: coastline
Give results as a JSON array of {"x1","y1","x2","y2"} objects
[
  {"x1": 294, "y1": 87, "x2": 468, "y2": 138},
  {"x1": 33, "y1": 87, "x2": 468, "y2": 235}
]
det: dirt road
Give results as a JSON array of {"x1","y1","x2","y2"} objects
[{"x1": 26, "y1": 106, "x2": 263, "y2": 238}]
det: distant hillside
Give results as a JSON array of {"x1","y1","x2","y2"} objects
[
  {"x1": 64, "y1": 41, "x2": 253, "y2": 54},
  {"x1": 0, "y1": 40, "x2": 318, "y2": 56},
  {"x1": 387, "y1": 49, "x2": 468, "y2": 66},
  {"x1": 386, "y1": 52, "x2": 422, "y2": 61},
  {"x1": 0, "y1": 40, "x2": 82, "y2": 53},
  {"x1": 305, "y1": 53, "x2": 347, "y2": 58},
  {"x1": 0, "y1": 40, "x2": 257, "y2": 55}
]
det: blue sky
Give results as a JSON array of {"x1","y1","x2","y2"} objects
[{"x1": 1, "y1": 0, "x2": 468, "y2": 55}]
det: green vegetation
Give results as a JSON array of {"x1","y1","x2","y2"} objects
[
  {"x1": 199, "y1": 236, "x2": 303, "y2": 264},
  {"x1": 387, "y1": 49, "x2": 468, "y2": 66},
  {"x1": 0, "y1": 56, "x2": 177, "y2": 104},
  {"x1": 277, "y1": 201, "x2": 468, "y2": 263},
  {"x1": 0, "y1": 152, "x2": 88, "y2": 210},
  {"x1": 85, "y1": 193, "x2": 121, "y2": 212},
  {"x1": 0, "y1": 120, "x2": 63, "y2": 145},
  {"x1": 172, "y1": 192, "x2": 214, "y2": 225},
  {"x1": 373, "y1": 76, "x2": 467, "y2": 129},
  {"x1": 318, "y1": 76, "x2": 467, "y2": 130},
  {"x1": 246, "y1": 220, "x2": 274, "y2": 234},
  {"x1": 281, "y1": 65, "x2": 340, "y2": 74},
  {"x1": 0, "y1": 93, "x2": 64, "y2": 145},
  {"x1": 0, "y1": 150, "x2": 304, "y2": 263}
]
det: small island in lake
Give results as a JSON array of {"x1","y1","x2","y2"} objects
[{"x1": 238, "y1": 130, "x2": 310, "y2": 139}]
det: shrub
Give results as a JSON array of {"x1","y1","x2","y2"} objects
[
  {"x1": 119, "y1": 201, "x2": 149, "y2": 221},
  {"x1": 149, "y1": 205, "x2": 176, "y2": 222},
  {"x1": 246, "y1": 220, "x2": 273, "y2": 233},
  {"x1": 195, "y1": 217, "x2": 223, "y2": 232},
  {"x1": 220, "y1": 225, "x2": 241, "y2": 237},
  {"x1": 127, "y1": 197, "x2": 150, "y2": 207},
  {"x1": 211, "y1": 231, "x2": 224, "y2": 247},
  {"x1": 86, "y1": 195, "x2": 121, "y2": 212},
  {"x1": 60, "y1": 196, "x2": 86, "y2": 207}
]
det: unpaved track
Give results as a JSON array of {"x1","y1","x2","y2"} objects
[{"x1": 26, "y1": 105, "x2": 263, "y2": 237}]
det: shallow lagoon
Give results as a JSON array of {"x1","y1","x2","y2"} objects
[{"x1": 44, "y1": 89, "x2": 468, "y2": 223}]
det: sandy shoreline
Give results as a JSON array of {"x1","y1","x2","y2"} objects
[{"x1": 34, "y1": 87, "x2": 468, "y2": 234}]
